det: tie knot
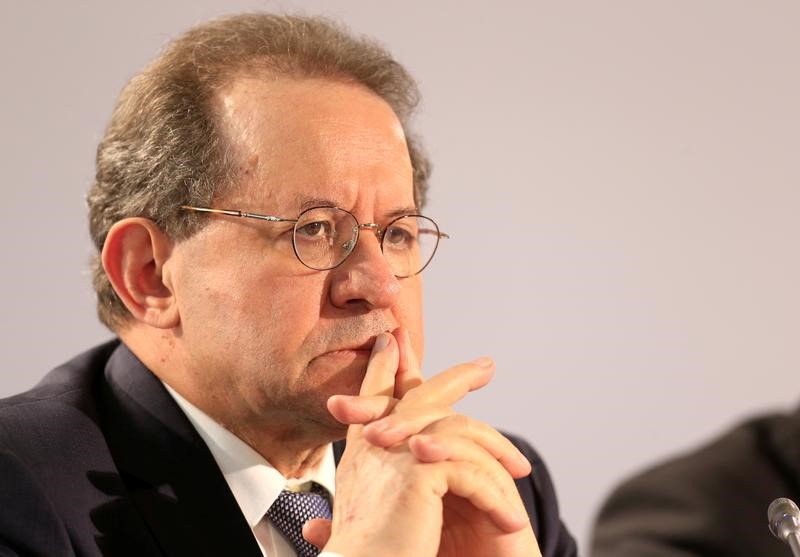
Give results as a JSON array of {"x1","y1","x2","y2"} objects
[{"x1": 266, "y1": 483, "x2": 332, "y2": 557}]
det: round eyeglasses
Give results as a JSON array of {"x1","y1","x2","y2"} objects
[{"x1": 181, "y1": 205, "x2": 449, "y2": 278}]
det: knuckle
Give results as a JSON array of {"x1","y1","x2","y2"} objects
[{"x1": 443, "y1": 412, "x2": 471, "y2": 431}]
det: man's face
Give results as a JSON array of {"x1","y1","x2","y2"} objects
[{"x1": 167, "y1": 76, "x2": 424, "y2": 435}]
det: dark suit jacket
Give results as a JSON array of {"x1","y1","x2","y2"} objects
[
  {"x1": 591, "y1": 409, "x2": 800, "y2": 556},
  {"x1": 0, "y1": 340, "x2": 577, "y2": 557}
]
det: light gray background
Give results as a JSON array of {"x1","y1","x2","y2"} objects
[{"x1": 2, "y1": 0, "x2": 799, "y2": 550}]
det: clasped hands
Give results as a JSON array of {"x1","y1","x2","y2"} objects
[{"x1": 305, "y1": 328, "x2": 542, "y2": 557}]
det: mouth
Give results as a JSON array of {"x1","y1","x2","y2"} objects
[
  {"x1": 320, "y1": 340, "x2": 374, "y2": 359},
  {"x1": 313, "y1": 333, "x2": 388, "y2": 362},
  {"x1": 321, "y1": 348, "x2": 372, "y2": 359}
]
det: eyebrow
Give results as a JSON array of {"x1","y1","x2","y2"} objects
[
  {"x1": 386, "y1": 205, "x2": 419, "y2": 219},
  {"x1": 295, "y1": 196, "x2": 419, "y2": 219},
  {"x1": 298, "y1": 197, "x2": 338, "y2": 212}
]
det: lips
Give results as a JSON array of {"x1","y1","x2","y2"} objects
[
  {"x1": 313, "y1": 333, "x2": 385, "y2": 362},
  {"x1": 322, "y1": 340, "x2": 375, "y2": 358},
  {"x1": 321, "y1": 350, "x2": 371, "y2": 361},
  {"x1": 336, "y1": 339, "x2": 376, "y2": 352}
]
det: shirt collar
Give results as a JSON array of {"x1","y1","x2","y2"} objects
[{"x1": 163, "y1": 383, "x2": 336, "y2": 527}]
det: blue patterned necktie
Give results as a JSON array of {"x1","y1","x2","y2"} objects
[{"x1": 266, "y1": 482, "x2": 332, "y2": 557}]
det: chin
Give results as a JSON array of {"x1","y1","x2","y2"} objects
[
  {"x1": 316, "y1": 415, "x2": 349, "y2": 442},
  {"x1": 307, "y1": 351, "x2": 370, "y2": 396}
]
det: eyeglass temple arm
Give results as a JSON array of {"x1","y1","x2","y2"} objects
[
  {"x1": 182, "y1": 206, "x2": 447, "y2": 236},
  {"x1": 181, "y1": 206, "x2": 295, "y2": 223},
  {"x1": 418, "y1": 227, "x2": 449, "y2": 239}
]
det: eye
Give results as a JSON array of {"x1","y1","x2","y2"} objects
[
  {"x1": 296, "y1": 220, "x2": 332, "y2": 239},
  {"x1": 384, "y1": 225, "x2": 415, "y2": 248}
]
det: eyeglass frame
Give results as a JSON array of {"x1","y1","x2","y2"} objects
[{"x1": 180, "y1": 204, "x2": 449, "y2": 277}]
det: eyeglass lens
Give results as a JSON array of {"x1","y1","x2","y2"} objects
[{"x1": 292, "y1": 207, "x2": 441, "y2": 277}]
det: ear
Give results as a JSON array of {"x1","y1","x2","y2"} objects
[{"x1": 101, "y1": 218, "x2": 180, "y2": 329}]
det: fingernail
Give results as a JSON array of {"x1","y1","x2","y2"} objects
[
  {"x1": 473, "y1": 356, "x2": 493, "y2": 367},
  {"x1": 373, "y1": 333, "x2": 390, "y2": 353}
]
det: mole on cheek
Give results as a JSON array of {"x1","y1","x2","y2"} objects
[{"x1": 242, "y1": 154, "x2": 259, "y2": 175}]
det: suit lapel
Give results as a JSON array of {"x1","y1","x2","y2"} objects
[
  {"x1": 333, "y1": 439, "x2": 346, "y2": 466},
  {"x1": 101, "y1": 344, "x2": 262, "y2": 557}
]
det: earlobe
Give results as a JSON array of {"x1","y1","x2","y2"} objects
[{"x1": 101, "y1": 218, "x2": 180, "y2": 329}]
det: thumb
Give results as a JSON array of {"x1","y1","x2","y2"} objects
[{"x1": 302, "y1": 518, "x2": 333, "y2": 549}]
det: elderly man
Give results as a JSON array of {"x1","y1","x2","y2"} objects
[{"x1": 0, "y1": 14, "x2": 576, "y2": 557}]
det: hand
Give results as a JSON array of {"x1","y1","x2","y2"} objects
[
  {"x1": 310, "y1": 331, "x2": 541, "y2": 557},
  {"x1": 334, "y1": 331, "x2": 530, "y2": 480}
]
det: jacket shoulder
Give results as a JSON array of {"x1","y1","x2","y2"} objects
[
  {"x1": 0, "y1": 340, "x2": 119, "y2": 462},
  {"x1": 503, "y1": 431, "x2": 579, "y2": 557},
  {"x1": 0, "y1": 340, "x2": 122, "y2": 557}
]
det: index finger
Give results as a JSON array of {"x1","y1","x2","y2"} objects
[
  {"x1": 395, "y1": 357, "x2": 495, "y2": 411},
  {"x1": 359, "y1": 332, "x2": 400, "y2": 397},
  {"x1": 394, "y1": 326, "x2": 423, "y2": 398}
]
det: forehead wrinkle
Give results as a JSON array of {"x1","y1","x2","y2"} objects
[
  {"x1": 316, "y1": 129, "x2": 407, "y2": 184},
  {"x1": 269, "y1": 119, "x2": 410, "y2": 203}
]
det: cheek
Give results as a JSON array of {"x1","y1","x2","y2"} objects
[
  {"x1": 255, "y1": 275, "x2": 327, "y2": 335},
  {"x1": 175, "y1": 250, "x2": 326, "y2": 357},
  {"x1": 177, "y1": 266, "x2": 263, "y2": 355}
]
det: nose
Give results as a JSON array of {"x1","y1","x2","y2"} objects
[{"x1": 329, "y1": 229, "x2": 401, "y2": 310}]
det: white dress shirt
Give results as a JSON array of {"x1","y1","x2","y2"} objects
[{"x1": 164, "y1": 384, "x2": 343, "y2": 557}]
